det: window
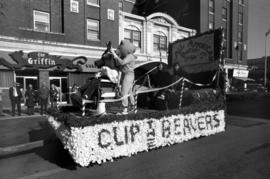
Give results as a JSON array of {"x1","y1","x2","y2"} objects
[
  {"x1": 209, "y1": 13, "x2": 214, "y2": 30},
  {"x1": 107, "y1": 9, "x2": 115, "y2": 21},
  {"x1": 237, "y1": 43, "x2": 243, "y2": 61},
  {"x1": 119, "y1": 1, "x2": 123, "y2": 10},
  {"x1": 223, "y1": 39, "x2": 228, "y2": 57},
  {"x1": 208, "y1": 0, "x2": 215, "y2": 30},
  {"x1": 223, "y1": 27, "x2": 227, "y2": 40},
  {"x1": 33, "y1": 10, "x2": 50, "y2": 32},
  {"x1": 153, "y1": 33, "x2": 167, "y2": 52},
  {"x1": 209, "y1": 0, "x2": 214, "y2": 13},
  {"x1": 87, "y1": 0, "x2": 99, "y2": 6},
  {"x1": 124, "y1": 29, "x2": 141, "y2": 48},
  {"x1": 238, "y1": 0, "x2": 244, "y2": 5},
  {"x1": 125, "y1": 0, "x2": 135, "y2": 3},
  {"x1": 87, "y1": 19, "x2": 99, "y2": 40},
  {"x1": 70, "y1": 0, "x2": 79, "y2": 13},
  {"x1": 222, "y1": 7, "x2": 227, "y2": 20},
  {"x1": 238, "y1": 12, "x2": 243, "y2": 25},
  {"x1": 238, "y1": 31, "x2": 243, "y2": 42}
]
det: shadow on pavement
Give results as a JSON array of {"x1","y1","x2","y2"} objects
[{"x1": 34, "y1": 139, "x2": 77, "y2": 170}]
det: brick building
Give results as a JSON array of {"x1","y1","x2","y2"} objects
[
  {"x1": 0, "y1": 0, "x2": 120, "y2": 107},
  {"x1": 129, "y1": 0, "x2": 249, "y2": 65},
  {"x1": 0, "y1": 0, "x2": 194, "y2": 109}
]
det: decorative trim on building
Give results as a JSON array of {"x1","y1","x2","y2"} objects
[{"x1": 119, "y1": 11, "x2": 196, "y2": 64}]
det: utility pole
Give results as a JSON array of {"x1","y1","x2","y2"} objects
[{"x1": 264, "y1": 29, "x2": 270, "y2": 88}]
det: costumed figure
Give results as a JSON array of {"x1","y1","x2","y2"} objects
[{"x1": 111, "y1": 40, "x2": 137, "y2": 115}]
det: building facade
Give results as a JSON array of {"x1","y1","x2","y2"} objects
[
  {"x1": 0, "y1": 0, "x2": 194, "y2": 108},
  {"x1": 130, "y1": 0, "x2": 249, "y2": 65}
]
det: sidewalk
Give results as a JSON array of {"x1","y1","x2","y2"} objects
[
  {"x1": 0, "y1": 112, "x2": 56, "y2": 157},
  {"x1": 0, "y1": 106, "x2": 44, "y2": 121}
]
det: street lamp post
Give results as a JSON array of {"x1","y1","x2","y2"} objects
[{"x1": 264, "y1": 29, "x2": 270, "y2": 88}]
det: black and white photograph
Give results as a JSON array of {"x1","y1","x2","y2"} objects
[{"x1": 0, "y1": 0, "x2": 269, "y2": 178}]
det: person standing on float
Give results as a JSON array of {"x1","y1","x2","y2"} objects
[{"x1": 110, "y1": 40, "x2": 137, "y2": 115}]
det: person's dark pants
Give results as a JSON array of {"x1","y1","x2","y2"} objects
[
  {"x1": 50, "y1": 100, "x2": 57, "y2": 109},
  {"x1": 40, "y1": 98, "x2": 48, "y2": 115},
  {"x1": 11, "y1": 97, "x2": 21, "y2": 116},
  {"x1": 81, "y1": 78, "x2": 100, "y2": 99},
  {"x1": 27, "y1": 106, "x2": 34, "y2": 115}
]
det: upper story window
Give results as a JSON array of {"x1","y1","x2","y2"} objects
[
  {"x1": 125, "y1": 0, "x2": 135, "y2": 3},
  {"x1": 238, "y1": 0, "x2": 244, "y2": 5},
  {"x1": 87, "y1": 0, "x2": 99, "y2": 7},
  {"x1": 33, "y1": 10, "x2": 50, "y2": 32},
  {"x1": 209, "y1": 0, "x2": 214, "y2": 13},
  {"x1": 238, "y1": 12, "x2": 243, "y2": 25},
  {"x1": 119, "y1": 1, "x2": 123, "y2": 11},
  {"x1": 107, "y1": 9, "x2": 115, "y2": 21},
  {"x1": 238, "y1": 31, "x2": 243, "y2": 42},
  {"x1": 124, "y1": 28, "x2": 141, "y2": 48},
  {"x1": 70, "y1": 0, "x2": 79, "y2": 13},
  {"x1": 153, "y1": 32, "x2": 167, "y2": 52},
  {"x1": 222, "y1": 7, "x2": 227, "y2": 20},
  {"x1": 209, "y1": 13, "x2": 214, "y2": 30},
  {"x1": 87, "y1": 19, "x2": 100, "y2": 40}
]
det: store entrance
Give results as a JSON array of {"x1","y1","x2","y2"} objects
[
  {"x1": 49, "y1": 76, "x2": 68, "y2": 103},
  {"x1": 16, "y1": 70, "x2": 39, "y2": 104}
]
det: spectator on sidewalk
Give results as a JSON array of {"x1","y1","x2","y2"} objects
[
  {"x1": 50, "y1": 84, "x2": 59, "y2": 109},
  {"x1": 9, "y1": 82, "x2": 22, "y2": 116},
  {"x1": 38, "y1": 82, "x2": 49, "y2": 115},
  {"x1": 25, "y1": 84, "x2": 35, "y2": 115}
]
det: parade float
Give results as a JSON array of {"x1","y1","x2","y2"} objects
[{"x1": 48, "y1": 29, "x2": 226, "y2": 167}]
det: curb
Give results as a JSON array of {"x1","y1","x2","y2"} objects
[
  {"x1": 227, "y1": 115, "x2": 270, "y2": 123},
  {"x1": 0, "y1": 114, "x2": 45, "y2": 121},
  {"x1": 0, "y1": 140, "x2": 44, "y2": 157}
]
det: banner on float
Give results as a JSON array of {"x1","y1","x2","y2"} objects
[
  {"x1": 48, "y1": 110, "x2": 225, "y2": 166},
  {"x1": 168, "y1": 29, "x2": 223, "y2": 73}
]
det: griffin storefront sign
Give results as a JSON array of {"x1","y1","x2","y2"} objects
[
  {"x1": 0, "y1": 50, "x2": 88, "y2": 71},
  {"x1": 168, "y1": 29, "x2": 223, "y2": 73},
  {"x1": 27, "y1": 52, "x2": 57, "y2": 67}
]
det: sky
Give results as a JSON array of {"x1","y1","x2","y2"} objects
[{"x1": 248, "y1": 0, "x2": 270, "y2": 59}]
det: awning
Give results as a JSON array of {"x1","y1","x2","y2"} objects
[
  {"x1": 0, "y1": 50, "x2": 99, "y2": 72},
  {"x1": 234, "y1": 77, "x2": 255, "y2": 82},
  {"x1": 0, "y1": 50, "x2": 16, "y2": 70}
]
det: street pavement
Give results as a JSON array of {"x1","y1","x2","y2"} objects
[
  {"x1": 227, "y1": 95, "x2": 270, "y2": 119},
  {"x1": 0, "y1": 97, "x2": 270, "y2": 179},
  {"x1": 0, "y1": 115, "x2": 269, "y2": 179}
]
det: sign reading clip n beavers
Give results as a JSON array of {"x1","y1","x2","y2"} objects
[{"x1": 48, "y1": 110, "x2": 225, "y2": 166}]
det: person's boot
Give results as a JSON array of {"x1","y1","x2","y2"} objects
[
  {"x1": 117, "y1": 106, "x2": 128, "y2": 115},
  {"x1": 129, "y1": 104, "x2": 137, "y2": 113}
]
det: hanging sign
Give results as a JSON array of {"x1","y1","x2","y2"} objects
[{"x1": 0, "y1": 51, "x2": 88, "y2": 71}]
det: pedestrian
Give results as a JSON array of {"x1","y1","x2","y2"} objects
[
  {"x1": 9, "y1": 82, "x2": 22, "y2": 116},
  {"x1": 38, "y1": 82, "x2": 49, "y2": 115},
  {"x1": 110, "y1": 40, "x2": 137, "y2": 115},
  {"x1": 25, "y1": 84, "x2": 35, "y2": 115},
  {"x1": 50, "y1": 84, "x2": 59, "y2": 109}
]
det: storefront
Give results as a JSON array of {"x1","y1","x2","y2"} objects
[
  {"x1": 0, "y1": 50, "x2": 99, "y2": 106},
  {"x1": 224, "y1": 59, "x2": 250, "y2": 93}
]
